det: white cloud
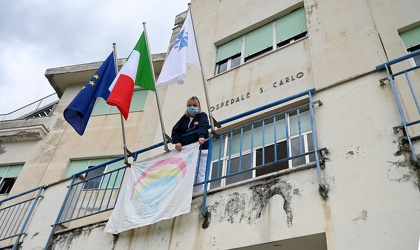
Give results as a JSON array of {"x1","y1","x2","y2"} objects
[{"x1": 0, "y1": 0, "x2": 191, "y2": 113}]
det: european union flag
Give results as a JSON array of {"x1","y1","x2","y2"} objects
[{"x1": 64, "y1": 52, "x2": 116, "y2": 135}]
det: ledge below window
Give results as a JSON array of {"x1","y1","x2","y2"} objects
[{"x1": 0, "y1": 125, "x2": 48, "y2": 143}]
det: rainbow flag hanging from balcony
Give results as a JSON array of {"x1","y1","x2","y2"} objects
[{"x1": 104, "y1": 143, "x2": 199, "y2": 234}]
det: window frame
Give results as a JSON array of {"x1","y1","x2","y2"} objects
[
  {"x1": 407, "y1": 44, "x2": 420, "y2": 66},
  {"x1": 66, "y1": 158, "x2": 125, "y2": 190},
  {"x1": 0, "y1": 177, "x2": 17, "y2": 194},
  {"x1": 214, "y1": 7, "x2": 307, "y2": 75},
  {"x1": 208, "y1": 109, "x2": 315, "y2": 190},
  {"x1": 400, "y1": 26, "x2": 420, "y2": 66},
  {"x1": 0, "y1": 164, "x2": 23, "y2": 195}
]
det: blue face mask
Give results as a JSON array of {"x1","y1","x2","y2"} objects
[{"x1": 187, "y1": 106, "x2": 199, "y2": 115}]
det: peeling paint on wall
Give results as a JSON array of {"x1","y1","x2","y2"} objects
[
  {"x1": 225, "y1": 192, "x2": 247, "y2": 223},
  {"x1": 0, "y1": 131, "x2": 42, "y2": 143},
  {"x1": 344, "y1": 145, "x2": 372, "y2": 162},
  {"x1": 391, "y1": 136, "x2": 420, "y2": 191},
  {"x1": 50, "y1": 222, "x2": 116, "y2": 250},
  {"x1": 250, "y1": 179, "x2": 293, "y2": 226},
  {"x1": 204, "y1": 179, "x2": 295, "y2": 228},
  {"x1": 306, "y1": 0, "x2": 319, "y2": 19},
  {"x1": 353, "y1": 210, "x2": 368, "y2": 221}
]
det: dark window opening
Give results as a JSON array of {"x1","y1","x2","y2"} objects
[
  {"x1": 230, "y1": 54, "x2": 241, "y2": 68},
  {"x1": 216, "y1": 60, "x2": 228, "y2": 74},
  {"x1": 0, "y1": 178, "x2": 17, "y2": 194},
  {"x1": 291, "y1": 132, "x2": 315, "y2": 166},
  {"x1": 256, "y1": 141, "x2": 288, "y2": 177},
  {"x1": 84, "y1": 166, "x2": 106, "y2": 189},
  {"x1": 225, "y1": 154, "x2": 253, "y2": 185},
  {"x1": 277, "y1": 31, "x2": 308, "y2": 48},
  {"x1": 215, "y1": 53, "x2": 241, "y2": 74},
  {"x1": 407, "y1": 43, "x2": 420, "y2": 66},
  {"x1": 209, "y1": 161, "x2": 223, "y2": 190},
  {"x1": 244, "y1": 46, "x2": 273, "y2": 62}
]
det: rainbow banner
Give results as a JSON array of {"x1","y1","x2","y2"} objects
[{"x1": 104, "y1": 143, "x2": 199, "y2": 234}]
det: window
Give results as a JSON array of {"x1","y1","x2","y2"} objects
[
  {"x1": 244, "y1": 23, "x2": 274, "y2": 62},
  {"x1": 0, "y1": 164, "x2": 23, "y2": 194},
  {"x1": 65, "y1": 158, "x2": 125, "y2": 189},
  {"x1": 215, "y1": 7, "x2": 307, "y2": 74},
  {"x1": 215, "y1": 37, "x2": 243, "y2": 74},
  {"x1": 209, "y1": 105, "x2": 315, "y2": 189},
  {"x1": 401, "y1": 26, "x2": 420, "y2": 65},
  {"x1": 91, "y1": 89, "x2": 149, "y2": 115}
]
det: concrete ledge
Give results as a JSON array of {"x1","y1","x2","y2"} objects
[{"x1": 0, "y1": 124, "x2": 48, "y2": 143}]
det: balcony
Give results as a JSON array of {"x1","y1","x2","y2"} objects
[{"x1": 0, "y1": 89, "x2": 329, "y2": 249}]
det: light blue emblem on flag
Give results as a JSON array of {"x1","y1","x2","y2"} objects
[{"x1": 174, "y1": 29, "x2": 189, "y2": 51}]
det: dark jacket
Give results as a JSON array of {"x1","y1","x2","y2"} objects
[{"x1": 171, "y1": 112, "x2": 209, "y2": 149}]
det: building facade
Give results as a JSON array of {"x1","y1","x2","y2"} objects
[{"x1": 1, "y1": 0, "x2": 420, "y2": 249}]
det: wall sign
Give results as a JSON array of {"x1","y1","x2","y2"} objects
[{"x1": 210, "y1": 71, "x2": 304, "y2": 112}]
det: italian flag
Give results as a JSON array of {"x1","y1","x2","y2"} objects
[{"x1": 107, "y1": 32, "x2": 155, "y2": 120}]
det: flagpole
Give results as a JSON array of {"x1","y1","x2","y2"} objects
[
  {"x1": 188, "y1": 4, "x2": 220, "y2": 134},
  {"x1": 113, "y1": 43, "x2": 131, "y2": 166},
  {"x1": 142, "y1": 23, "x2": 171, "y2": 152}
]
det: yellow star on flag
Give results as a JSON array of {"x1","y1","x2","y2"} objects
[
  {"x1": 93, "y1": 74, "x2": 99, "y2": 79},
  {"x1": 89, "y1": 81, "x2": 95, "y2": 86}
]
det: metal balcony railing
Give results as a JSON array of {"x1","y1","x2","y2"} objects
[
  {"x1": 0, "y1": 93, "x2": 58, "y2": 122},
  {"x1": 376, "y1": 50, "x2": 420, "y2": 164},
  {"x1": 0, "y1": 186, "x2": 45, "y2": 250}
]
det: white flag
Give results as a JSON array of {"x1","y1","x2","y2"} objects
[
  {"x1": 104, "y1": 143, "x2": 199, "y2": 234},
  {"x1": 155, "y1": 10, "x2": 201, "y2": 87}
]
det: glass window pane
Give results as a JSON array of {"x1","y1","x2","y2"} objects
[
  {"x1": 211, "y1": 135, "x2": 228, "y2": 161},
  {"x1": 245, "y1": 23, "x2": 273, "y2": 57},
  {"x1": 256, "y1": 141, "x2": 288, "y2": 176},
  {"x1": 401, "y1": 26, "x2": 420, "y2": 48},
  {"x1": 291, "y1": 136, "x2": 306, "y2": 166},
  {"x1": 231, "y1": 54, "x2": 241, "y2": 68},
  {"x1": 225, "y1": 155, "x2": 253, "y2": 185},
  {"x1": 85, "y1": 166, "x2": 106, "y2": 189},
  {"x1": 217, "y1": 61, "x2": 228, "y2": 74},
  {"x1": 230, "y1": 116, "x2": 288, "y2": 156},
  {"x1": 408, "y1": 45, "x2": 420, "y2": 65},
  {"x1": 230, "y1": 129, "x2": 251, "y2": 157},
  {"x1": 276, "y1": 7, "x2": 307, "y2": 43},
  {"x1": 0, "y1": 178, "x2": 16, "y2": 194},
  {"x1": 216, "y1": 37, "x2": 243, "y2": 62},
  {"x1": 92, "y1": 97, "x2": 110, "y2": 115},
  {"x1": 131, "y1": 90, "x2": 149, "y2": 111},
  {"x1": 290, "y1": 110, "x2": 311, "y2": 136},
  {"x1": 414, "y1": 54, "x2": 420, "y2": 66},
  {"x1": 307, "y1": 132, "x2": 316, "y2": 162},
  {"x1": 209, "y1": 161, "x2": 223, "y2": 189},
  {"x1": 101, "y1": 159, "x2": 125, "y2": 189}
]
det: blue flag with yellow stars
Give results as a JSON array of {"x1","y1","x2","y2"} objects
[{"x1": 64, "y1": 52, "x2": 116, "y2": 135}]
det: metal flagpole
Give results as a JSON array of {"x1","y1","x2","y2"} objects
[
  {"x1": 113, "y1": 43, "x2": 131, "y2": 166},
  {"x1": 143, "y1": 23, "x2": 171, "y2": 152},
  {"x1": 188, "y1": 4, "x2": 221, "y2": 134}
]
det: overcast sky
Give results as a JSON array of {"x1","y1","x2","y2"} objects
[{"x1": 0, "y1": 0, "x2": 191, "y2": 114}]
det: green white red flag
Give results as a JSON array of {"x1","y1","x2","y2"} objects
[{"x1": 107, "y1": 32, "x2": 155, "y2": 119}]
